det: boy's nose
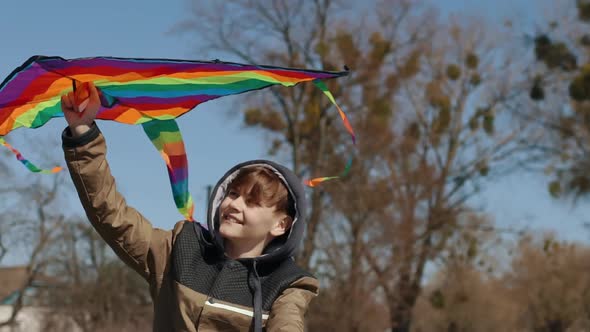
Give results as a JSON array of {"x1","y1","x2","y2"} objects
[{"x1": 228, "y1": 196, "x2": 245, "y2": 210}]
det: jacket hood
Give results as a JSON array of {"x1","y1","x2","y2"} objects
[{"x1": 206, "y1": 160, "x2": 307, "y2": 265}]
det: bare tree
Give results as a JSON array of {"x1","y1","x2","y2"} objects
[
  {"x1": 411, "y1": 214, "x2": 519, "y2": 332},
  {"x1": 505, "y1": 233, "x2": 590, "y2": 332},
  {"x1": 41, "y1": 220, "x2": 152, "y2": 332},
  {"x1": 176, "y1": 2, "x2": 531, "y2": 331},
  {"x1": 0, "y1": 152, "x2": 19, "y2": 265},
  {"x1": 523, "y1": 0, "x2": 590, "y2": 200},
  {"x1": 327, "y1": 15, "x2": 530, "y2": 332},
  {"x1": 0, "y1": 175, "x2": 67, "y2": 329}
]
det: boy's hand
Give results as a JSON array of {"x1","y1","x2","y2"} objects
[{"x1": 61, "y1": 82, "x2": 101, "y2": 137}]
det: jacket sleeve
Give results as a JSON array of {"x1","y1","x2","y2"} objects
[
  {"x1": 265, "y1": 277, "x2": 319, "y2": 332},
  {"x1": 62, "y1": 124, "x2": 173, "y2": 282}
]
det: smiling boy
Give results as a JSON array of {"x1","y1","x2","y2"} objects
[
  {"x1": 61, "y1": 82, "x2": 318, "y2": 331},
  {"x1": 218, "y1": 166, "x2": 295, "y2": 259}
]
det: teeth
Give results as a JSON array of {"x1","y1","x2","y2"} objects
[{"x1": 222, "y1": 213, "x2": 241, "y2": 224}]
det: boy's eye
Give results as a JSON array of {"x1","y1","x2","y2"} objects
[
  {"x1": 226, "y1": 190, "x2": 261, "y2": 207},
  {"x1": 245, "y1": 198, "x2": 262, "y2": 207}
]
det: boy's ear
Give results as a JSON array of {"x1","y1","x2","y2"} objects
[{"x1": 271, "y1": 216, "x2": 293, "y2": 237}]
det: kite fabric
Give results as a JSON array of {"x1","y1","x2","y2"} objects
[
  {"x1": 142, "y1": 119, "x2": 194, "y2": 221},
  {"x1": 0, "y1": 136, "x2": 62, "y2": 174},
  {"x1": 0, "y1": 55, "x2": 355, "y2": 221}
]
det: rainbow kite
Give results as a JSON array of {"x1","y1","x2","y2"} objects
[{"x1": 0, "y1": 55, "x2": 355, "y2": 221}]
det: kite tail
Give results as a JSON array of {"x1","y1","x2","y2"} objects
[
  {"x1": 305, "y1": 156, "x2": 353, "y2": 187},
  {"x1": 304, "y1": 80, "x2": 356, "y2": 187},
  {"x1": 0, "y1": 136, "x2": 62, "y2": 174},
  {"x1": 142, "y1": 119, "x2": 195, "y2": 221}
]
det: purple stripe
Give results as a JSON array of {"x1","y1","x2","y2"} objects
[
  {"x1": 1, "y1": 56, "x2": 344, "y2": 120},
  {"x1": 0, "y1": 64, "x2": 47, "y2": 108},
  {"x1": 0, "y1": 57, "x2": 340, "y2": 109},
  {"x1": 41, "y1": 58, "x2": 257, "y2": 72},
  {"x1": 39, "y1": 57, "x2": 341, "y2": 79},
  {"x1": 168, "y1": 167, "x2": 188, "y2": 182}
]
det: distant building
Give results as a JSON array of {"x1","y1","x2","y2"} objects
[
  {"x1": 0, "y1": 266, "x2": 81, "y2": 332},
  {"x1": 0, "y1": 266, "x2": 39, "y2": 306}
]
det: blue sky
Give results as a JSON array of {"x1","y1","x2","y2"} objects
[
  {"x1": 433, "y1": 0, "x2": 590, "y2": 243},
  {"x1": 0, "y1": 0, "x2": 268, "y2": 227},
  {"x1": 0, "y1": 0, "x2": 587, "y2": 264}
]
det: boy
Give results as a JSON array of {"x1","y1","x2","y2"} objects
[{"x1": 60, "y1": 82, "x2": 318, "y2": 331}]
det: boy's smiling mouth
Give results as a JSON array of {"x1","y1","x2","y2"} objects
[{"x1": 222, "y1": 212, "x2": 243, "y2": 225}]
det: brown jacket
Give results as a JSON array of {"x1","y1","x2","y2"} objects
[{"x1": 62, "y1": 125, "x2": 318, "y2": 331}]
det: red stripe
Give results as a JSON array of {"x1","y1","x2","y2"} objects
[
  {"x1": 96, "y1": 105, "x2": 127, "y2": 119},
  {"x1": 128, "y1": 100, "x2": 200, "y2": 110},
  {"x1": 1, "y1": 71, "x2": 63, "y2": 116},
  {"x1": 168, "y1": 155, "x2": 188, "y2": 169},
  {"x1": 54, "y1": 64, "x2": 322, "y2": 79}
]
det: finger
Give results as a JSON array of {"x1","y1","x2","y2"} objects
[
  {"x1": 75, "y1": 82, "x2": 90, "y2": 102},
  {"x1": 67, "y1": 93, "x2": 79, "y2": 113},
  {"x1": 75, "y1": 82, "x2": 90, "y2": 112},
  {"x1": 61, "y1": 95, "x2": 72, "y2": 111},
  {"x1": 86, "y1": 82, "x2": 100, "y2": 112},
  {"x1": 78, "y1": 98, "x2": 89, "y2": 113},
  {"x1": 62, "y1": 94, "x2": 76, "y2": 112},
  {"x1": 88, "y1": 82, "x2": 100, "y2": 104}
]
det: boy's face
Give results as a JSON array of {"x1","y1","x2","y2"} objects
[{"x1": 218, "y1": 188, "x2": 291, "y2": 246}]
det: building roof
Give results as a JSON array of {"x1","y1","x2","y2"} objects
[
  {"x1": 0, "y1": 266, "x2": 57, "y2": 304},
  {"x1": 0, "y1": 266, "x2": 28, "y2": 303}
]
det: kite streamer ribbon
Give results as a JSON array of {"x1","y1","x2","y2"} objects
[
  {"x1": 0, "y1": 137, "x2": 61, "y2": 173},
  {"x1": 302, "y1": 79, "x2": 356, "y2": 187},
  {"x1": 305, "y1": 156, "x2": 353, "y2": 188},
  {"x1": 142, "y1": 119, "x2": 194, "y2": 221}
]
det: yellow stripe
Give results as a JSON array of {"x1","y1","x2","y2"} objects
[
  {"x1": 2, "y1": 96, "x2": 62, "y2": 134},
  {"x1": 67, "y1": 70, "x2": 309, "y2": 86}
]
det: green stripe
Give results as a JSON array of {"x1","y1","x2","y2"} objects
[
  {"x1": 143, "y1": 122, "x2": 182, "y2": 138},
  {"x1": 102, "y1": 79, "x2": 275, "y2": 94},
  {"x1": 156, "y1": 131, "x2": 183, "y2": 144},
  {"x1": 313, "y1": 80, "x2": 338, "y2": 104},
  {"x1": 14, "y1": 98, "x2": 61, "y2": 129},
  {"x1": 30, "y1": 103, "x2": 63, "y2": 128},
  {"x1": 100, "y1": 71, "x2": 302, "y2": 86}
]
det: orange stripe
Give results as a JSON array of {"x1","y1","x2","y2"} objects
[
  {"x1": 114, "y1": 109, "x2": 143, "y2": 123},
  {"x1": 66, "y1": 70, "x2": 307, "y2": 84},
  {"x1": 0, "y1": 68, "x2": 310, "y2": 135},
  {"x1": 4, "y1": 102, "x2": 47, "y2": 133},
  {"x1": 22, "y1": 78, "x2": 71, "y2": 104},
  {"x1": 161, "y1": 141, "x2": 186, "y2": 156},
  {"x1": 111, "y1": 107, "x2": 190, "y2": 124},
  {"x1": 3, "y1": 77, "x2": 71, "y2": 131},
  {"x1": 0, "y1": 118, "x2": 13, "y2": 135},
  {"x1": 143, "y1": 107, "x2": 190, "y2": 118},
  {"x1": 160, "y1": 151, "x2": 170, "y2": 165}
]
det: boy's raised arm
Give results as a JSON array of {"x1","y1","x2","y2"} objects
[{"x1": 61, "y1": 83, "x2": 172, "y2": 281}]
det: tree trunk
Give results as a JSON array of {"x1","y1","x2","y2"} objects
[
  {"x1": 391, "y1": 313, "x2": 412, "y2": 332},
  {"x1": 348, "y1": 221, "x2": 363, "y2": 332},
  {"x1": 298, "y1": 188, "x2": 323, "y2": 269},
  {"x1": 388, "y1": 268, "x2": 421, "y2": 332}
]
